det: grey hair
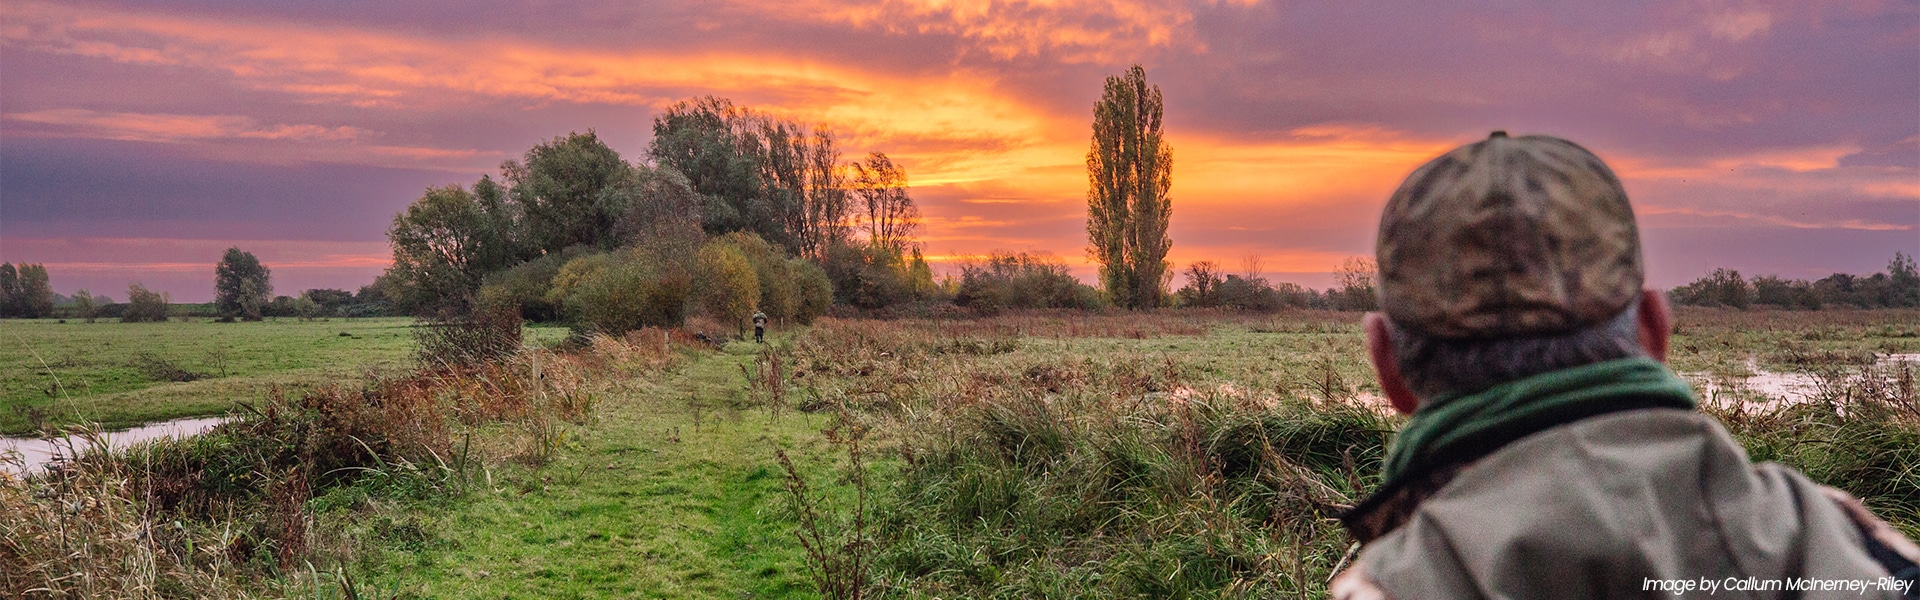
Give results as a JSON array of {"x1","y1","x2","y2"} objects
[{"x1": 1387, "y1": 301, "x2": 1645, "y2": 399}]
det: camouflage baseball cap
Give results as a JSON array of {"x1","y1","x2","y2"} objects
[{"x1": 1375, "y1": 131, "x2": 1643, "y2": 339}]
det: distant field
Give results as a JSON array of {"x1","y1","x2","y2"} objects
[{"x1": 0, "y1": 317, "x2": 569, "y2": 435}]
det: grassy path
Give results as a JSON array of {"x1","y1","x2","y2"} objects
[{"x1": 363, "y1": 341, "x2": 841, "y2": 599}]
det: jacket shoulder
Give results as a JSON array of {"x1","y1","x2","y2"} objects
[{"x1": 1362, "y1": 409, "x2": 1895, "y2": 599}]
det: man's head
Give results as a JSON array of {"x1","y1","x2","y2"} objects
[{"x1": 1365, "y1": 131, "x2": 1671, "y2": 414}]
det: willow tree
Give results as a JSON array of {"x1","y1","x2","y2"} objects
[
  {"x1": 214, "y1": 248, "x2": 272, "y2": 321},
  {"x1": 1085, "y1": 64, "x2": 1172, "y2": 309}
]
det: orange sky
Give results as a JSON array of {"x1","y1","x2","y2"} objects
[{"x1": 2, "y1": 0, "x2": 1914, "y2": 300}]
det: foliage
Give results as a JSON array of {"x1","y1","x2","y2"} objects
[
  {"x1": 822, "y1": 243, "x2": 918, "y2": 310},
  {"x1": 954, "y1": 251, "x2": 1103, "y2": 314},
  {"x1": 213, "y1": 248, "x2": 273, "y2": 321},
  {"x1": 0, "y1": 263, "x2": 55, "y2": 318},
  {"x1": 649, "y1": 96, "x2": 852, "y2": 257},
  {"x1": 1, "y1": 342, "x2": 611, "y2": 597},
  {"x1": 1671, "y1": 253, "x2": 1920, "y2": 310},
  {"x1": 416, "y1": 305, "x2": 525, "y2": 369},
  {"x1": 694, "y1": 241, "x2": 761, "y2": 332},
  {"x1": 1671, "y1": 268, "x2": 1752, "y2": 309},
  {"x1": 20, "y1": 263, "x2": 53, "y2": 318},
  {"x1": 793, "y1": 257, "x2": 835, "y2": 325},
  {"x1": 347, "y1": 278, "x2": 397, "y2": 317},
  {"x1": 716, "y1": 231, "x2": 799, "y2": 321},
  {"x1": 1176, "y1": 261, "x2": 1223, "y2": 307},
  {"x1": 1176, "y1": 261, "x2": 1316, "y2": 312},
  {"x1": 384, "y1": 181, "x2": 525, "y2": 317},
  {"x1": 71, "y1": 288, "x2": 97, "y2": 322},
  {"x1": 551, "y1": 247, "x2": 695, "y2": 335},
  {"x1": 1086, "y1": 64, "x2": 1174, "y2": 310},
  {"x1": 480, "y1": 247, "x2": 590, "y2": 322},
  {"x1": 261, "y1": 295, "x2": 296, "y2": 318},
  {"x1": 1751, "y1": 275, "x2": 1822, "y2": 310},
  {"x1": 609, "y1": 163, "x2": 706, "y2": 248},
  {"x1": 502, "y1": 131, "x2": 632, "y2": 254},
  {"x1": 292, "y1": 293, "x2": 323, "y2": 321},
  {"x1": 302, "y1": 288, "x2": 355, "y2": 316},
  {"x1": 851, "y1": 152, "x2": 919, "y2": 255},
  {"x1": 0, "y1": 263, "x2": 13, "y2": 317},
  {"x1": 1330, "y1": 256, "x2": 1379, "y2": 311},
  {"x1": 123, "y1": 282, "x2": 171, "y2": 322},
  {"x1": 787, "y1": 316, "x2": 1390, "y2": 597}
]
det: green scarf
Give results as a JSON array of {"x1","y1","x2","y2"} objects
[{"x1": 1382, "y1": 357, "x2": 1697, "y2": 482}]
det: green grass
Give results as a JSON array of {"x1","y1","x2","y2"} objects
[
  {"x1": 0, "y1": 317, "x2": 569, "y2": 435},
  {"x1": 5, "y1": 309, "x2": 1913, "y2": 598},
  {"x1": 346, "y1": 337, "x2": 856, "y2": 599}
]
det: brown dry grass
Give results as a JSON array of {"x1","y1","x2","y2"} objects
[{"x1": 0, "y1": 332, "x2": 681, "y2": 598}]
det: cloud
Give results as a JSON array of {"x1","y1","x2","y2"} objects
[
  {"x1": 722, "y1": 0, "x2": 1255, "y2": 62},
  {"x1": 4, "y1": 109, "x2": 504, "y2": 171},
  {"x1": 6, "y1": 109, "x2": 365, "y2": 143},
  {"x1": 1, "y1": 0, "x2": 1912, "y2": 298}
]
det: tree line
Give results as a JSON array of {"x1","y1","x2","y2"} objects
[
  {"x1": 1669, "y1": 252, "x2": 1920, "y2": 310},
  {"x1": 378, "y1": 96, "x2": 940, "y2": 336},
  {"x1": 0, "y1": 251, "x2": 392, "y2": 322}
]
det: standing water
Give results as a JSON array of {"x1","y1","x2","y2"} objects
[
  {"x1": 1687, "y1": 353, "x2": 1919, "y2": 411},
  {"x1": 0, "y1": 417, "x2": 228, "y2": 475}
]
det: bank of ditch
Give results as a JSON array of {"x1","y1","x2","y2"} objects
[{"x1": 2, "y1": 326, "x2": 857, "y2": 599}]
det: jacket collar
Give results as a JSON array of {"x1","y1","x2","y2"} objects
[{"x1": 1341, "y1": 358, "x2": 1696, "y2": 543}]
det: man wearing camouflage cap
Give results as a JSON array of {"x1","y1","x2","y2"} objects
[{"x1": 1330, "y1": 132, "x2": 1919, "y2": 599}]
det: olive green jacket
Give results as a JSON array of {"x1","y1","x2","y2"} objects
[{"x1": 1348, "y1": 409, "x2": 1904, "y2": 599}]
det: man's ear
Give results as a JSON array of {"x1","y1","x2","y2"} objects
[
  {"x1": 1365, "y1": 313, "x2": 1420, "y2": 415},
  {"x1": 1637, "y1": 288, "x2": 1671, "y2": 363}
]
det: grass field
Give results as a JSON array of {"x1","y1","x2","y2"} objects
[
  {"x1": 348, "y1": 338, "x2": 850, "y2": 598},
  {"x1": 0, "y1": 317, "x2": 568, "y2": 435},
  {"x1": 350, "y1": 309, "x2": 1917, "y2": 598},
  {"x1": 3, "y1": 309, "x2": 1915, "y2": 598}
]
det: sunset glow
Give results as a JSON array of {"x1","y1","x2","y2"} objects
[{"x1": 3, "y1": 0, "x2": 1914, "y2": 300}]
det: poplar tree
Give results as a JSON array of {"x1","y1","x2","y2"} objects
[{"x1": 1085, "y1": 64, "x2": 1173, "y2": 309}]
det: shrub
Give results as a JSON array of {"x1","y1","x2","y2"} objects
[
  {"x1": 792, "y1": 258, "x2": 833, "y2": 324},
  {"x1": 70, "y1": 289, "x2": 97, "y2": 322},
  {"x1": 823, "y1": 242, "x2": 933, "y2": 309},
  {"x1": 546, "y1": 252, "x2": 614, "y2": 305},
  {"x1": 1177, "y1": 263, "x2": 1317, "y2": 312},
  {"x1": 714, "y1": 232, "x2": 799, "y2": 321},
  {"x1": 479, "y1": 250, "x2": 578, "y2": 322},
  {"x1": 122, "y1": 283, "x2": 169, "y2": 322},
  {"x1": 263, "y1": 295, "x2": 297, "y2": 318},
  {"x1": 1672, "y1": 268, "x2": 1752, "y2": 309},
  {"x1": 694, "y1": 242, "x2": 759, "y2": 332},
  {"x1": 556, "y1": 248, "x2": 693, "y2": 335},
  {"x1": 416, "y1": 304, "x2": 524, "y2": 369},
  {"x1": 954, "y1": 252, "x2": 1103, "y2": 314},
  {"x1": 1330, "y1": 257, "x2": 1378, "y2": 311}
]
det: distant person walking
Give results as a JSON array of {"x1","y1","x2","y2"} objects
[
  {"x1": 1330, "y1": 131, "x2": 1919, "y2": 599},
  {"x1": 752, "y1": 311, "x2": 768, "y2": 344}
]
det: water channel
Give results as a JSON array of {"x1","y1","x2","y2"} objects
[{"x1": 0, "y1": 416, "x2": 228, "y2": 475}]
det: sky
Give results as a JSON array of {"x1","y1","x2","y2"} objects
[{"x1": 1, "y1": 0, "x2": 1915, "y2": 302}]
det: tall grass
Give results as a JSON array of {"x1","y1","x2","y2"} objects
[
  {"x1": 786, "y1": 315, "x2": 1392, "y2": 598},
  {"x1": 1, "y1": 333, "x2": 673, "y2": 598},
  {"x1": 787, "y1": 312, "x2": 1916, "y2": 598},
  {"x1": 1705, "y1": 359, "x2": 1920, "y2": 538}
]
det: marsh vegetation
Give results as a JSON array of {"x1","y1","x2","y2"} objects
[{"x1": 2, "y1": 308, "x2": 1913, "y2": 598}]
